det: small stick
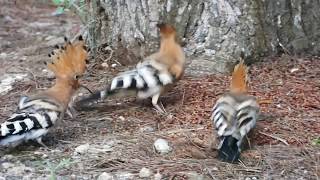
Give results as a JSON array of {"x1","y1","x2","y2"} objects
[{"x1": 259, "y1": 131, "x2": 289, "y2": 146}]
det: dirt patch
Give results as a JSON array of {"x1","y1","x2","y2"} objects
[{"x1": 0, "y1": 1, "x2": 319, "y2": 179}]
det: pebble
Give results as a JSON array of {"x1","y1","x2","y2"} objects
[
  {"x1": 97, "y1": 172, "x2": 113, "y2": 180},
  {"x1": 0, "y1": 52, "x2": 7, "y2": 57},
  {"x1": 139, "y1": 167, "x2": 152, "y2": 178},
  {"x1": 154, "y1": 138, "x2": 171, "y2": 154},
  {"x1": 74, "y1": 143, "x2": 90, "y2": 155},
  {"x1": 1, "y1": 162, "x2": 14, "y2": 169},
  {"x1": 101, "y1": 62, "x2": 109, "y2": 68},
  {"x1": 154, "y1": 171, "x2": 162, "y2": 180},
  {"x1": 139, "y1": 126, "x2": 155, "y2": 133}
]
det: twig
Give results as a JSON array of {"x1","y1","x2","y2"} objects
[
  {"x1": 104, "y1": 46, "x2": 114, "y2": 63},
  {"x1": 160, "y1": 127, "x2": 205, "y2": 135},
  {"x1": 181, "y1": 88, "x2": 185, "y2": 106},
  {"x1": 259, "y1": 131, "x2": 289, "y2": 146},
  {"x1": 233, "y1": 168, "x2": 262, "y2": 173},
  {"x1": 203, "y1": 163, "x2": 218, "y2": 180}
]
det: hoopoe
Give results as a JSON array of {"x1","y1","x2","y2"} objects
[
  {"x1": 210, "y1": 58, "x2": 260, "y2": 163},
  {"x1": 0, "y1": 36, "x2": 89, "y2": 147},
  {"x1": 76, "y1": 23, "x2": 185, "y2": 114}
]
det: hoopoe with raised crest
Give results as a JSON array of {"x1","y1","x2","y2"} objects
[
  {"x1": 210, "y1": 57, "x2": 260, "y2": 163},
  {"x1": 0, "y1": 36, "x2": 89, "y2": 147},
  {"x1": 76, "y1": 23, "x2": 185, "y2": 114}
]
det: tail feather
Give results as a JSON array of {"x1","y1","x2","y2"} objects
[{"x1": 218, "y1": 136, "x2": 240, "y2": 163}]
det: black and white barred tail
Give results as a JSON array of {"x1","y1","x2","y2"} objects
[
  {"x1": 77, "y1": 60, "x2": 175, "y2": 105},
  {"x1": 0, "y1": 96, "x2": 62, "y2": 147},
  {"x1": 211, "y1": 94, "x2": 259, "y2": 163}
]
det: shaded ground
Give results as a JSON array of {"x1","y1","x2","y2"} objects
[{"x1": 0, "y1": 1, "x2": 319, "y2": 179}]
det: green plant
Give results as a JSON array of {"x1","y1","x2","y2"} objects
[
  {"x1": 52, "y1": 0, "x2": 87, "y2": 23},
  {"x1": 312, "y1": 138, "x2": 320, "y2": 146},
  {"x1": 36, "y1": 158, "x2": 73, "y2": 180}
]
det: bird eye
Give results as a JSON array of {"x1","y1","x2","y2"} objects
[{"x1": 74, "y1": 75, "x2": 80, "y2": 80}]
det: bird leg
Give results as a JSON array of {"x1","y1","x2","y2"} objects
[
  {"x1": 152, "y1": 94, "x2": 167, "y2": 115},
  {"x1": 36, "y1": 137, "x2": 51, "y2": 150}
]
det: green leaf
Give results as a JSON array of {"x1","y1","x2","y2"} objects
[
  {"x1": 52, "y1": 0, "x2": 63, "y2": 6},
  {"x1": 53, "y1": 6, "x2": 65, "y2": 15},
  {"x1": 312, "y1": 138, "x2": 320, "y2": 146}
]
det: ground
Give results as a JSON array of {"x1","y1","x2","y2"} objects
[{"x1": 0, "y1": 1, "x2": 319, "y2": 180}]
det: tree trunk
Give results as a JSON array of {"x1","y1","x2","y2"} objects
[{"x1": 86, "y1": 0, "x2": 320, "y2": 75}]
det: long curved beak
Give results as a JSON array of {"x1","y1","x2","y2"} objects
[{"x1": 80, "y1": 84, "x2": 93, "y2": 94}]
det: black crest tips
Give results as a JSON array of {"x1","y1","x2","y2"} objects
[
  {"x1": 78, "y1": 35, "x2": 83, "y2": 41},
  {"x1": 64, "y1": 36, "x2": 68, "y2": 42}
]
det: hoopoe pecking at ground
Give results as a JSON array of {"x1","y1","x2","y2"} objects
[
  {"x1": 210, "y1": 57, "x2": 260, "y2": 163},
  {"x1": 0, "y1": 36, "x2": 89, "y2": 147},
  {"x1": 76, "y1": 23, "x2": 185, "y2": 114}
]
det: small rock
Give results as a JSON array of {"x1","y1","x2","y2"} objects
[
  {"x1": 139, "y1": 126, "x2": 155, "y2": 133},
  {"x1": 0, "y1": 52, "x2": 7, "y2": 57},
  {"x1": 34, "y1": 151, "x2": 48, "y2": 158},
  {"x1": 101, "y1": 62, "x2": 109, "y2": 68},
  {"x1": 74, "y1": 143, "x2": 90, "y2": 155},
  {"x1": 45, "y1": 35, "x2": 56, "y2": 41},
  {"x1": 1, "y1": 154, "x2": 14, "y2": 161},
  {"x1": 97, "y1": 172, "x2": 113, "y2": 180},
  {"x1": 290, "y1": 68, "x2": 299, "y2": 73},
  {"x1": 119, "y1": 116, "x2": 125, "y2": 121},
  {"x1": 212, "y1": 167, "x2": 218, "y2": 171},
  {"x1": 115, "y1": 172, "x2": 134, "y2": 179},
  {"x1": 139, "y1": 167, "x2": 152, "y2": 178},
  {"x1": 154, "y1": 138, "x2": 171, "y2": 154},
  {"x1": 7, "y1": 163, "x2": 33, "y2": 174},
  {"x1": 154, "y1": 171, "x2": 162, "y2": 180},
  {"x1": 1, "y1": 162, "x2": 14, "y2": 169}
]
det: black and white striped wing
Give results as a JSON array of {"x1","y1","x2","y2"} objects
[
  {"x1": 0, "y1": 97, "x2": 62, "y2": 146},
  {"x1": 235, "y1": 98, "x2": 259, "y2": 141},
  {"x1": 211, "y1": 95, "x2": 238, "y2": 137}
]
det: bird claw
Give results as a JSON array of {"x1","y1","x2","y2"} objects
[{"x1": 36, "y1": 138, "x2": 52, "y2": 151}]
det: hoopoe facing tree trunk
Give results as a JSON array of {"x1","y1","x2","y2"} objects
[{"x1": 210, "y1": 58, "x2": 260, "y2": 163}]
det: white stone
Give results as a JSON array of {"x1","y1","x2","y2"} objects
[
  {"x1": 101, "y1": 62, "x2": 109, "y2": 68},
  {"x1": 290, "y1": 68, "x2": 299, "y2": 73},
  {"x1": 153, "y1": 138, "x2": 171, "y2": 154},
  {"x1": 154, "y1": 172, "x2": 162, "y2": 180},
  {"x1": 139, "y1": 126, "x2": 155, "y2": 133},
  {"x1": 97, "y1": 172, "x2": 114, "y2": 180},
  {"x1": 1, "y1": 162, "x2": 14, "y2": 169},
  {"x1": 74, "y1": 143, "x2": 90, "y2": 155},
  {"x1": 139, "y1": 167, "x2": 152, "y2": 178}
]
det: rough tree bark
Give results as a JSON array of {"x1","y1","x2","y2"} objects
[{"x1": 86, "y1": 0, "x2": 320, "y2": 75}]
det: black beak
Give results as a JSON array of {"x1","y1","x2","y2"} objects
[{"x1": 80, "y1": 84, "x2": 93, "y2": 94}]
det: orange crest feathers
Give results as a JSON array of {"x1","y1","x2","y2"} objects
[
  {"x1": 230, "y1": 57, "x2": 248, "y2": 93},
  {"x1": 47, "y1": 36, "x2": 88, "y2": 79},
  {"x1": 157, "y1": 23, "x2": 176, "y2": 38}
]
